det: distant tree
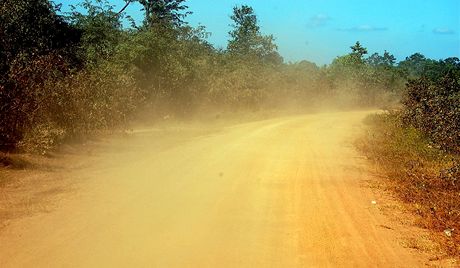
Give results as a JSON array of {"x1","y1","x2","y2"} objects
[
  {"x1": 227, "y1": 5, "x2": 259, "y2": 55},
  {"x1": 366, "y1": 50, "x2": 396, "y2": 67},
  {"x1": 366, "y1": 53, "x2": 385, "y2": 67},
  {"x1": 328, "y1": 42, "x2": 406, "y2": 105},
  {"x1": 398, "y1": 53, "x2": 460, "y2": 82},
  {"x1": 398, "y1": 53, "x2": 428, "y2": 78},
  {"x1": 137, "y1": 0, "x2": 191, "y2": 28},
  {"x1": 296, "y1": 60, "x2": 319, "y2": 72},
  {"x1": 444, "y1": 57, "x2": 460, "y2": 67},
  {"x1": 330, "y1": 41, "x2": 368, "y2": 70},
  {"x1": 438, "y1": 57, "x2": 460, "y2": 78},
  {"x1": 350, "y1": 41, "x2": 368, "y2": 63},
  {"x1": 227, "y1": 5, "x2": 282, "y2": 65},
  {"x1": 403, "y1": 52, "x2": 426, "y2": 63},
  {"x1": 382, "y1": 50, "x2": 396, "y2": 66}
]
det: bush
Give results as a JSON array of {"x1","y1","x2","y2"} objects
[
  {"x1": 402, "y1": 70, "x2": 460, "y2": 152},
  {"x1": 0, "y1": 0, "x2": 81, "y2": 151},
  {"x1": 0, "y1": 53, "x2": 72, "y2": 150},
  {"x1": 2, "y1": 52, "x2": 143, "y2": 153},
  {"x1": 360, "y1": 112, "x2": 460, "y2": 256}
]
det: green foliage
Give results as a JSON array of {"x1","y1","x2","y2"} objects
[
  {"x1": 398, "y1": 53, "x2": 429, "y2": 78},
  {"x1": 0, "y1": 0, "x2": 142, "y2": 152},
  {"x1": 0, "y1": 0, "x2": 81, "y2": 68},
  {"x1": 0, "y1": 1, "x2": 457, "y2": 154},
  {"x1": 402, "y1": 70, "x2": 460, "y2": 152},
  {"x1": 68, "y1": 0, "x2": 124, "y2": 65},
  {"x1": 349, "y1": 41, "x2": 368, "y2": 64},
  {"x1": 397, "y1": 53, "x2": 460, "y2": 82},
  {"x1": 114, "y1": 24, "x2": 214, "y2": 114},
  {"x1": 360, "y1": 112, "x2": 460, "y2": 256},
  {"x1": 367, "y1": 50, "x2": 396, "y2": 67},
  {"x1": 327, "y1": 42, "x2": 403, "y2": 106},
  {"x1": 228, "y1": 5, "x2": 259, "y2": 55},
  {"x1": 227, "y1": 5, "x2": 282, "y2": 66},
  {"x1": 0, "y1": 0, "x2": 81, "y2": 150},
  {"x1": 364, "y1": 59, "x2": 460, "y2": 255},
  {"x1": 137, "y1": 0, "x2": 191, "y2": 28}
]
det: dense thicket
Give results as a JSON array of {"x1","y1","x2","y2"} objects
[
  {"x1": 360, "y1": 57, "x2": 460, "y2": 255},
  {"x1": 0, "y1": 0, "x2": 456, "y2": 152},
  {"x1": 401, "y1": 58, "x2": 460, "y2": 152},
  {"x1": 0, "y1": 0, "x2": 82, "y2": 151}
]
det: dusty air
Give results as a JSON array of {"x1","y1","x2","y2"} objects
[{"x1": 0, "y1": 0, "x2": 459, "y2": 267}]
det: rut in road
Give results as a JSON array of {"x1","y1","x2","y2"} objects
[{"x1": 0, "y1": 111, "x2": 425, "y2": 267}]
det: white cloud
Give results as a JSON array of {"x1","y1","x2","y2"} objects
[
  {"x1": 337, "y1": 25, "x2": 388, "y2": 32},
  {"x1": 308, "y1": 14, "x2": 331, "y2": 27},
  {"x1": 433, "y1": 27, "x2": 455, "y2": 35}
]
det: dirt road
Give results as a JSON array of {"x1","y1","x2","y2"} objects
[{"x1": 0, "y1": 111, "x2": 424, "y2": 267}]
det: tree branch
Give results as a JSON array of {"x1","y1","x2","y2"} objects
[{"x1": 115, "y1": 0, "x2": 132, "y2": 17}]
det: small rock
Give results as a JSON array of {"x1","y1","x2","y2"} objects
[{"x1": 444, "y1": 228, "x2": 454, "y2": 237}]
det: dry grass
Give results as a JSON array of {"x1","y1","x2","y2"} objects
[
  {"x1": 0, "y1": 153, "x2": 34, "y2": 171},
  {"x1": 357, "y1": 111, "x2": 460, "y2": 257}
]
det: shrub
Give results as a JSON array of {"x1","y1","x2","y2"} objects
[
  {"x1": 3, "y1": 52, "x2": 143, "y2": 153},
  {"x1": 402, "y1": 70, "x2": 460, "y2": 152},
  {"x1": 360, "y1": 112, "x2": 460, "y2": 256}
]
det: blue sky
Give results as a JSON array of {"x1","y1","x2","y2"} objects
[{"x1": 57, "y1": 0, "x2": 460, "y2": 65}]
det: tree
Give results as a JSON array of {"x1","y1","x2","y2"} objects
[
  {"x1": 350, "y1": 41, "x2": 368, "y2": 62},
  {"x1": 366, "y1": 50, "x2": 396, "y2": 67},
  {"x1": 0, "y1": 0, "x2": 81, "y2": 75},
  {"x1": 330, "y1": 41, "x2": 369, "y2": 71},
  {"x1": 227, "y1": 5, "x2": 282, "y2": 65},
  {"x1": 68, "y1": 0, "x2": 124, "y2": 65},
  {"x1": 398, "y1": 53, "x2": 428, "y2": 78},
  {"x1": 227, "y1": 5, "x2": 259, "y2": 55},
  {"x1": 137, "y1": 0, "x2": 191, "y2": 28},
  {"x1": 444, "y1": 57, "x2": 460, "y2": 68},
  {"x1": 366, "y1": 53, "x2": 385, "y2": 67},
  {"x1": 382, "y1": 50, "x2": 396, "y2": 66},
  {"x1": 0, "y1": 0, "x2": 81, "y2": 150}
]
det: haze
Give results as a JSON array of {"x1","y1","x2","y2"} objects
[{"x1": 1, "y1": 0, "x2": 460, "y2": 266}]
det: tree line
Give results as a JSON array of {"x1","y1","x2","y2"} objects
[{"x1": 0, "y1": 0, "x2": 458, "y2": 153}]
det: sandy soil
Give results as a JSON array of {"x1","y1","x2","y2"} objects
[{"x1": 0, "y1": 111, "x2": 431, "y2": 267}]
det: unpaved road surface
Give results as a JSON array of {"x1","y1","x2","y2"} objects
[{"x1": 0, "y1": 111, "x2": 425, "y2": 267}]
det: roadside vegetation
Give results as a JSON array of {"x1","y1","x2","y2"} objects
[
  {"x1": 359, "y1": 58, "x2": 460, "y2": 256},
  {"x1": 1, "y1": 0, "x2": 459, "y2": 256},
  {"x1": 1, "y1": 0, "x2": 415, "y2": 155}
]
